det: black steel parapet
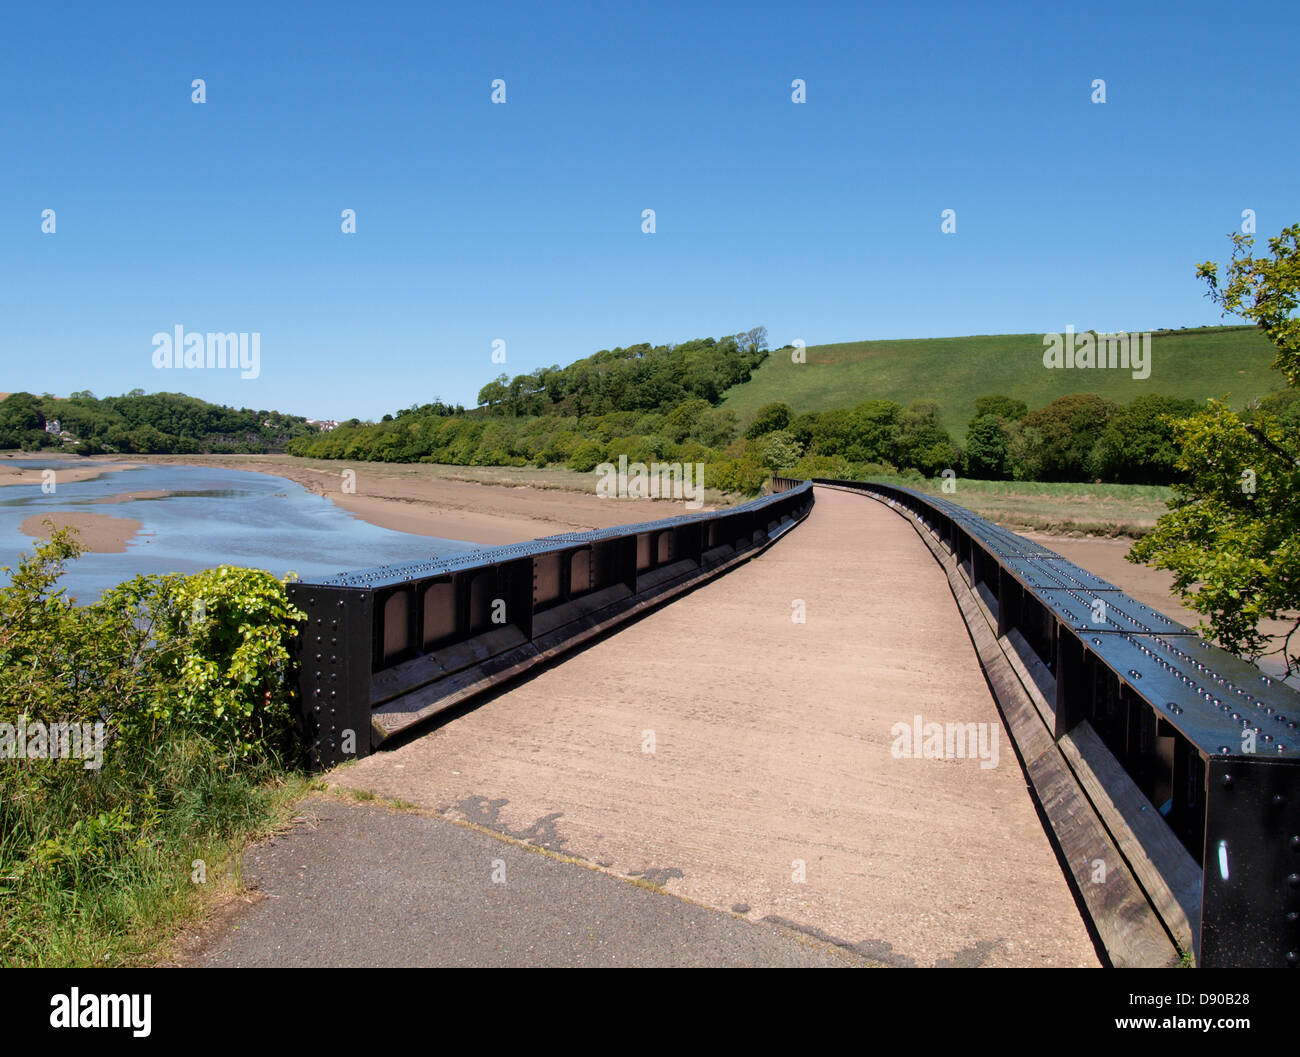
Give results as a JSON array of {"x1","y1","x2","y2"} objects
[
  {"x1": 795, "y1": 475, "x2": 1299, "y2": 968},
  {"x1": 289, "y1": 482, "x2": 814, "y2": 770}
]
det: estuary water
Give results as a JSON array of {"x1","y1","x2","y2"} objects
[{"x1": 0, "y1": 459, "x2": 479, "y2": 601}]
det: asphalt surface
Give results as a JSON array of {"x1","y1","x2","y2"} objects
[{"x1": 193, "y1": 795, "x2": 875, "y2": 967}]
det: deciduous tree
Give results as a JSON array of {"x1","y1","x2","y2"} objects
[{"x1": 1131, "y1": 226, "x2": 1300, "y2": 672}]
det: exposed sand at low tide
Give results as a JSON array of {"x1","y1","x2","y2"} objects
[
  {"x1": 0, "y1": 456, "x2": 139, "y2": 489},
  {"x1": 89, "y1": 454, "x2": 712, "y2": 546},
  {"x1": 19, "y1": 512, "x2": 143, "y2": 553}
]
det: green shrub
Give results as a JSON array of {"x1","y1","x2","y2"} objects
[
  {"x1": 745, "y1": 401, "x2": 793, "y2": 439},
  {"x1": 0, "y1": 530, "x2": 309, "y2": 966},
  {"x1": 757, "y1": 430, "x2": 803, "y2": 471},
  {"x1": 709, "y1": 456, "x2": 769, "y2": 494},
  {"x1": 0, "y1": 529, "x2": 305, "y2": 765},
  {"x1": 568, "y1": 439, "x2": 608, "y2": 473},
  {"x1": 787, "y1": 453, "x2": 851, "y2": 479},
  {"x1": 141, "y1": 566, "x2": 306, "y2": 761}
]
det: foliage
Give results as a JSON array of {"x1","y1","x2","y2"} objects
[
  {"x1": 0, "y1": 531, "x2": 310, "y2": 965},
  {"x1": 895, "y1": 400, "x2": 958, "y2": 475},
  {"x1": 0, "y1": 528, "x2": 305, "y2": 763},
  {"x1": 1129, "y1": 402, "x2": 1299, "y2": 669},
  {"x1": 1198, "y1": 224, "x2": 1300, "y2": 386},
  {"x1": 845, "y1": 401, "x2": 905, "y2": 463},
  {"x1": 284, "y1": 324, "x2": 1265, "y2": 494},
  {"x1": 962, "y1": 414, "x2": 1012, "y2": 479},
  {"x1": 1132, "y1": 225, "x2": 1300, "y2": 673},
  {"x1": 785, "y1": 452, "x2": 853, "y2": 479},
  {"x1": 756, "y1": 430, "x2": 803, "y2": 471},
  {"x1": 709, "y1": 456, "x2": 769, "y2": 494},
  {"x1": 135, "y1": 567, "x2": 306, "y2": 759},
  {"x1": 662, "y1": 398, "x2": 711, "y2": 443},
  {"x1": 745, "y1": 401, "x2": 793, "y2": 439},
  {"x1": 972, "y1": 395, "x2": 1029, "y2": 423},
  {"x1": 1015, "y1": 394, "x2": 1117, "y2": 481},
  {"x1": 292, "y1": 331, "x2": 770, "y2": 494},
  {"x1": 0, "y1": 392, "x2": 52, "y2": 450},
  {"x1": 693, "y1": 407, "x2": 739, "y2": 449},
  {"x1": 0, "y1": 530, "x2": 155, "y2": 730},
  {"x1": 0, "y1": 390, "x2": 319, "y2": 455},
  {"x1": 1088, "y1": 394, "x2": 1197, "y2": 484},
  {"x1": 475, "y1": 332, "x2": 768, "y2": 417},
  {"x1": 567, "y1": 439, "x2": 608, "y2": 473},
  {"x1": 1257, "y1": 389, "x2": 1300, "y2": 432}
]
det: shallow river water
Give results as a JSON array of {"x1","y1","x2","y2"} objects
[{"x1": 0, "y1": 459, "x2": 478, "y2": 601}]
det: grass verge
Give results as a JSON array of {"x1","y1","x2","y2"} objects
[{"x1": 0, "y1": 743, "x2": 314, "y2": 967}]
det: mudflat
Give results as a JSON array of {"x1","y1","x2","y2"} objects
[
  {"x1": 19, "y1": 511, "x2": 142, "y2": 553},
  {"x1": 0, "y1": 456, "x2": 138, "y2": 489},
  {"x1": 88, "y1": 453, "x2": 718, "y2": 546}
]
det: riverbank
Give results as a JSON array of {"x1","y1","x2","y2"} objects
[
  {"x1": 0, "y1": 455, "x2": 139, "y2": 489},
  {"x1": 84, "y1": 453, "x2": 725, "y2": 546}
]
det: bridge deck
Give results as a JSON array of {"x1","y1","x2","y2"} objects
[{"x1": 339, "y1": 486, "x2": 1100, "y2": 967}]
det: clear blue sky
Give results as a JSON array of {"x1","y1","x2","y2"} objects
[{"x1": 2, "y1": 0, "x2": 1296, "y2": 420}]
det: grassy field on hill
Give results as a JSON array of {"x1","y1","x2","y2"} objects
[{"x1": 721, "y1": 326, "x2": 1282, "y2": 439}]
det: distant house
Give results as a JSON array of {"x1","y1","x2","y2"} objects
[
  {"x1": 45, "y1": 418, "x2": 62, "y2": 434},
  {"x1": 307, "y1": 419, "x2": 339, "y2": 432}
]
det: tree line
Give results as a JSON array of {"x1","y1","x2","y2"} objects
[
  {"x1": 474, "y1": 328, "x2": 770, "y2": 417},
  {"x1": 287, "y1": 343, "x2": 1298, "y2": 494},
  {"x1": 0, "y1": 390, "x2": 315, "y2": 454},
  {"x1": 765, "y1": 389, "x2": 1299, "y2": 486}
]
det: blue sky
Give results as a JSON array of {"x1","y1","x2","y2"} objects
[{"x1": 2, "y1": 0, "x2": 1296, "y2": 420}]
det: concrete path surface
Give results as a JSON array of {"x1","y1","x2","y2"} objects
[{"x1": 322, "y1": 486, "x2": 1100, "y2": 968}]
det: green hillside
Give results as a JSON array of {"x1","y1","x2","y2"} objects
[{"x1": 720, "y1": 325, "x2": 1283, "y2": 440}]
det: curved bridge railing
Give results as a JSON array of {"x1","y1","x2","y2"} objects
[
  {"x1": 290, "y1": 482, "x2": 813, "y2": 769},
  {"x1": 788, "y1": 476, "x2": 1299, "y2": 968}
]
